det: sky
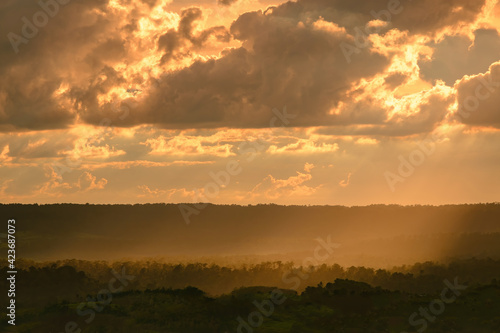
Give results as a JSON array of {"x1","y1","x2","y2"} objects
[{"x1": 0, "y1": 0, "x2": 499, "y2": 205}]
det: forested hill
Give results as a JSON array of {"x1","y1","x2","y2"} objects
[{"x1": 1, "y1": 203, "x2": 500, "y2": 265}]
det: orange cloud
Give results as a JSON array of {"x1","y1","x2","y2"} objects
[
  {"x1": 76, "y1": 172, "x2": 108, "y2": 191},
  {"x1": 267, "y1": 139, "x2": 339, "y2": 154},
  {"x1": 339, "y1": 173, "x2": 352, "y2": 188},
  {"x1": 143, "y1": 134, "x2": 235, "y2": 157},
  {"x1": 82, "y1": 160, "x2": 215, "y2": 171},
  {"x1": 138, "y1": 185, "x2": 197, "y2": 201},
  {"x1": 243, "y1": 164, "x2": 322, "y2": 201},
  {"x1": 35, "y1": 167, "x2": 107, "y2": 198},
  {"x1": 356, "y1": 138, "x2": 379, "y2": 145},
  {"x1": 0, "y1": 145, "x2": 12, "y2": 163},
  {"x1": 304, "y1": 162, "x2": 315, "y2": 173}
]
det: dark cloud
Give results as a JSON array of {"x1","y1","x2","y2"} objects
[
  {"x1": 0, "y1": 0, "x2": 136, "y2": 131},
  {"x1": 218, "y1": 0, "x2": 239, "y2": 6},
  {"x1": 420, "y1": 29, "x2": 500, "y2": 86},
  {"x1": 106, "y1": 0, "x2": 487, "y2": 130},
  {"x1": 0, "y1": 0, "x2": 490, "y2": 132},
  {"x1": 0, "y1": 131, "x2": 75, "y2": 159},
  {"x1": 455, "y1": 61, "x2": 500, "y2": 128},
  {"x1": 384, "y1": 72, "x2": 410, "y2": 89},
  {"x1": 71, "y1": 66, "x2": 127, "y2": 124},
  {"x1": 103, "y1": 11, "x2": 388, "y2": 128},
  {"x1": 315, "y1": 89, "x2": 454, "y2": 137},
  {"x1": 158, "y1": 7, "x2": 230, "y2": 64},
  {"x1": 134, "y1": 0, "x2": 484, "y2": 130},
  {"x1": 268, "y1": 0, "x2": 486, "y2": 36}
]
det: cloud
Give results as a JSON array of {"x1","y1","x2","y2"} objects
[
  {"x1": 339, "y1": 172, "x2": 352, "y2": 188},
  {"x1": 23, "y1": 0, "x2": 391, "y2": 130},
  {"x1": 0, "y1": 0, "x2": 489, "y2": 132},
  {"x1": 419, "y1": 29, "x2": 500, "y2": 85},
  {"x1": 81, "y1": 160, "x2": 215, "y2": 170},
  {"x1": 0, "y1": 0, "x2": 185, "y2": 132},
  {"x1": 36, "y1": 165, "x2": 73, "y2": 196},
  {"x1": 315, "y1": 0, "x2": 487, "y2": 36},
  {"x1": 158, "y1": 6, "x2": 230, "y2": 64},
  {"x1": 0, "y1": 0, "x2": 499, "y2": 206},
  {"x1": 138, "y1": 185, "x2": 196, "y2": 201},
  {"x1": 218, "y1": 0, "x2": 239, "y2": 6},
  {"x1": 0, "y1": 179, "x2": 13, "y2": 196},
  {"x1": 136, "y1": 7, "x2": 388, "y2": 128},
  {"x1": 127, "y1": 0, "x2": 481, "y2": 132},
  {"x1": 304, "y1": 162, "x2": 314, "y2": 173},
  {"x1": 316, "y1": 77, "x2": 455, "y2": 136},
  {"x1": 65, "y1": 137, "x2": 126, "y2": 160},
  {"x1": 35, "y1": 166, "x2": 107, "y2": 197},
  {"x1": 143, "y1": 134, "x2": 236, "y2": 157},
  {"x1": 242, "y1": 164, "x2": 321, "y2": 201},
  {"x1": 0, "y1": 145, "x2": 12, "y2": 163},
  {"x1": 76, "y1": 171, "x2": 108, "y2": 191},
  {"x1": 356, "y1": 138, "x2": 379, "y2": 145},
  {"x1": 455, "y1": 61, "x2": 500, "y2": 128},
  {"x1": 0, "y1": 0, "x2": 129, "y2": 131},
  {"x1": 267, "y1": 139, "x2": 339, "y2": 154},
  {"x1": 384, "y1": 72, "x2": 410, "y2": 89}
]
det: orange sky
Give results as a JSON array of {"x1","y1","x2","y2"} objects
[{"x1": 0, "y1": 0, "x2": 500, "y2": 205}]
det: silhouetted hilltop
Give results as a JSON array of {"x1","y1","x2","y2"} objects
[{"x1": 2, "y1": 203, "x2": 500, "y2": 265}]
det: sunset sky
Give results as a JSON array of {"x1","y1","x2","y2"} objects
[{"x1": 0, "y1": 0, "x2": 499, "y2": 205}]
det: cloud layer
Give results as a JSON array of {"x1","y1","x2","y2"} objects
[{"x1": 1, "y1": 0, "x2": 500, "y2": 205}]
